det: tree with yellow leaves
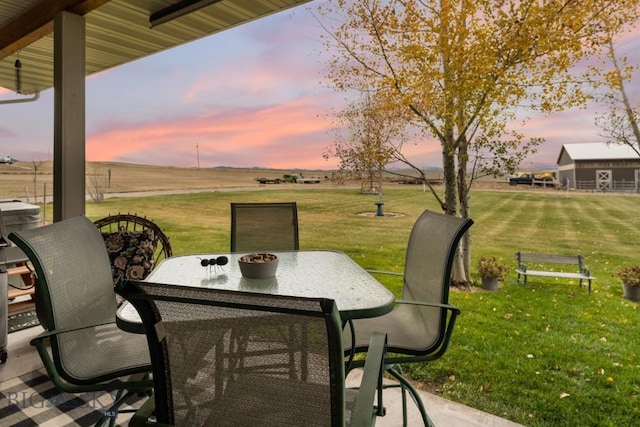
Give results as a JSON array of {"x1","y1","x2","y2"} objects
[
  {"x1": 317, "y1": 0, "x2": 640, "y2": 282},
  {"x1": 594, "y1": 37, "x2": 640, "y2": 155},
  {"x1": 323, "y1": 93, "x2": 399, "y2": 193}
]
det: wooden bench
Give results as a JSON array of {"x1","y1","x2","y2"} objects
[{"x1": 515, "y1": 252, "x2": 595, "y2": 294}]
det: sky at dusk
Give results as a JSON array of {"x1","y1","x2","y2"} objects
[{"x1": 0, "y1": 3, "x2": 639, "y2": 171}]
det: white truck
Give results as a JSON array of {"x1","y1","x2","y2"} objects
[
  {"x1": 296, "y1": 175, "x2": 320, "y2": 184},
  {"x1": 0, "y1": 155, "x2": 12, "y2": 164},
  {"x1": 283, "y1": 173, "x2": 321, "y2": 184}
]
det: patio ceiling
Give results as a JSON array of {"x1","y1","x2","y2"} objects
[{"x1": 0, "y1": 0, "x2": 312, "y2": 95}]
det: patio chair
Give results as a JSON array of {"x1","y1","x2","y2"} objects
[
  {"x1": 230, "y1": 202, "x2": 299, "y2": 252},
  {"x1": 343, "y1": 210, "x2": 473, "y2": 427},
  {"x1": 94, "y1": 213, "x2": 172, "y2": 283},
  {"x1": 8, "y1": 216, "x2": 153, "y2": 427},
  {"x1": 120, "y1": 280, "x2": 387, "y2": 426}
]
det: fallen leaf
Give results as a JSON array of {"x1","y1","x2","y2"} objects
[
  {"x1": 504, "y1": 313, "x2": 513, "y2": 320},
  {"x1": 560, "y1": 393, "x2": 570, "y2": 399},
  {"x1": 527, "y1": 354, "x2": 534, "y2": 359}
]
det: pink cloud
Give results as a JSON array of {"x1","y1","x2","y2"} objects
[
  {"x1": 87, "y1": 96, "x2": 337, "y2": 169},
  {"x1": 7, "y1": 6, "x2": 640, "y2": 173},
  {"x1": 0, "y1": 128, "x2": 16, "y2": 138}
]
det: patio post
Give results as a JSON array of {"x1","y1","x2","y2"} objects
[{"x1": 53, "y1": 11, "x2": 85, "y2": 222}]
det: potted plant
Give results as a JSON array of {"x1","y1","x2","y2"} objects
[
  {"x1": 477, "y1": 257, "x2": 509, "y2": 291},
  {"x1": 615, "y1": 265, "x2": 640, "y2": 302}
]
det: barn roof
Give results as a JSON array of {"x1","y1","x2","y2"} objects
[{"x1": 557, "y1": 142, "x2": 640, "y2": 163}]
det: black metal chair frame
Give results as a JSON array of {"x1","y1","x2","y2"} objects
[{"x1": 94, "y1": 213, "x2": 173, "y2": 266}]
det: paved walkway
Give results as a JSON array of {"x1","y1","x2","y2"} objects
[{"x1": 347, "y1": 370, "x2": 525, "y2": 427}]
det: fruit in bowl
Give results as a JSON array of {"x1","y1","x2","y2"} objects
[{"x1": 238, "y1": 253, "x2": 279, "y2": 279}]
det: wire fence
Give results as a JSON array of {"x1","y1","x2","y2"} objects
[{"x1": 575, "y1": 180, "x2": 638, "y2": 193}]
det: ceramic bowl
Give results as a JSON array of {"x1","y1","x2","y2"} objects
[{"x1": 238, "y1": 253, "x2": 279, "y2": 279}]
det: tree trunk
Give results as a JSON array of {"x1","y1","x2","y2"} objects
[
  {"x1": 457, "y1": 139, "x2": 472, "y2": 283},
  {"x1": 441, "y1": 135, "x2": 457, "y2": 216},
  {"x1": 441, "y1": 131, "x2": 469, "y2": 284}
]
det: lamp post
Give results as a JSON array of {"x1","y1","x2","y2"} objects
[{"x1": 196, "y1": 143, "x2": 200, "y2": 169}]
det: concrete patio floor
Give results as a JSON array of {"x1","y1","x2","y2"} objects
[
  {"x1": 2, "y1": 326, "x2": 524, "y2": 426},
  {"x1": 346, "y1": 369, "x2": 524, "y2": 427}
]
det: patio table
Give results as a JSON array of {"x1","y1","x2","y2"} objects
[{"x1": 116, "y1": 250, "x2": 395, "y2": 332}]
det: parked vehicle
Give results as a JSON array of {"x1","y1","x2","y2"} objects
[
  {"x1": 0, "y1": 155, "x2": 12, "y2": 164},
  {"x1": 282, "y1": 173, "x2": 320, "y2": 184},
  {"x1": 509, "y1": 173, "x2": 535, "y2": 185},
  {"x1": 508, "y1": 172, "x2": 557, "y2": 186},
  {"x1": 255, "y1": 177, "x2": 281, "y2": 184}
]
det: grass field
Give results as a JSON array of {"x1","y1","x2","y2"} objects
[
  {"x1": 0, "y1": 161, "x2": 337, "y2": 200},
  {"x1": 79, "y1": 185, "x2": 640, "y2": 426},
  {"x1": 4, "y1": 163, "x2": 639, "y2": 426}
]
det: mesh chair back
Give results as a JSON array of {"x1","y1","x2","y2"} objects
[
  {"x1": 402, "y1": 210, "x2": 473, "y2": 350},
  {"x1": 230, "y1": 202, "x2": 299, "y2": 252},
  {"x1": 123, "y1": 281, "x2": 345, "y2": 426},
  {"x1": 9, "y1": 216, "x2": 150, "y2": 382}
]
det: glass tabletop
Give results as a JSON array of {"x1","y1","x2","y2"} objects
[
  {"x1": 145, "y1": 250, "x2": 395, "y2": 320},
  {"x1": 117, "y1": 250, "x2": 395, "y2": 332}
]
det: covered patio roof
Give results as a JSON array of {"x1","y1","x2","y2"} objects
[
  {"x1": 0, "y1": 0, "x2": 312, "y2": 221},
  {"x1": 0, "y1": 0, "x2": 311, "y2": 94}
]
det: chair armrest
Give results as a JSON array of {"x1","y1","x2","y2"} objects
[
  {"x1": 395, "y1": 299, "x2": 461, "y2": 315},
  {"x1": 351, "y1": 332, "x2": 387, "y2": 427},
  {"x1": 29, "y1": 320, "x2": 117, "y2": 345},
  {"x1": 394, "y1": 300, "x2": 461, "y2": 362},
  {"x1": 29, "y1": 320, "x2": 153, "y2": 394},
  {"x1": 365, "y1": 269, "x2": 403, "y2": 277},
  {"x1": 130, "y1": 396, "x2": 172, "y2": 427}
]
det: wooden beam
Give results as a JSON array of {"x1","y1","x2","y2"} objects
[{"x1": 0, "y1": 0, "x2": 110, "y2": 60}]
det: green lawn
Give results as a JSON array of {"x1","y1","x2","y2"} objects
[{"x1": 84, "y1": 187, "x2": 640, "y2": 426}]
